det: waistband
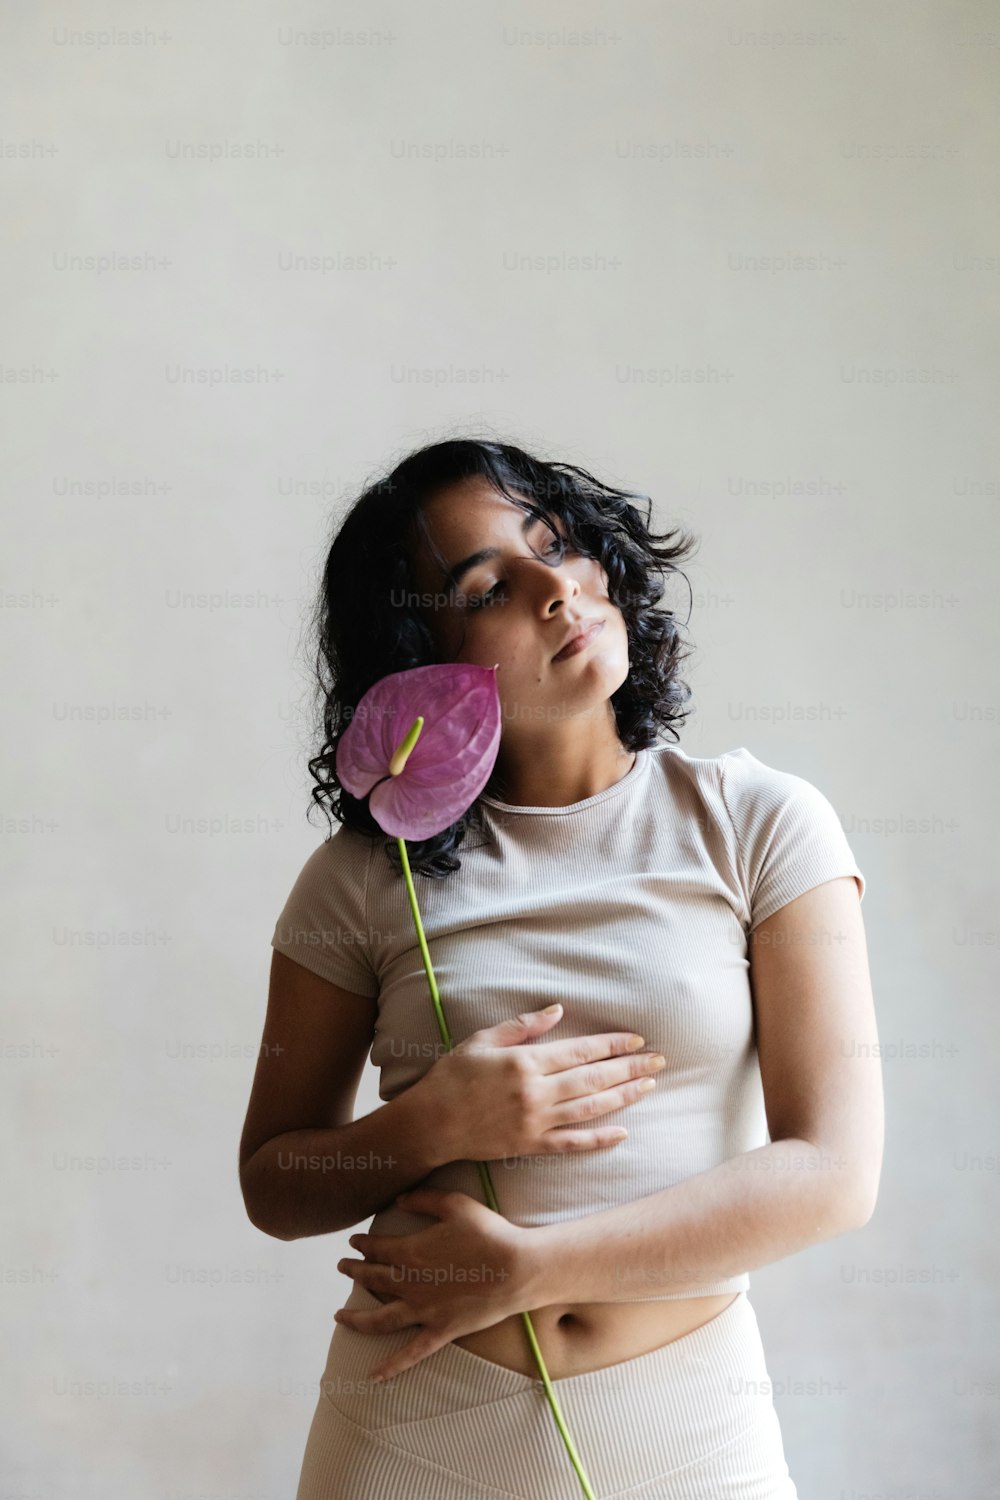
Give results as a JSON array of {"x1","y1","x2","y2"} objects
[{"x1": 313, "y1": 1284, "x2": 795, "y2": 1498}]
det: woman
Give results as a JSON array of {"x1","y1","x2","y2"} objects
[{"x1": 240, "y1": 438, "x2": 883, "y2": 1498}]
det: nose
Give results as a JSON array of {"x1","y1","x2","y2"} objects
[
  {"x1": 544, "y1": 575, "x2": 580, "y2": 615},
  {"x1": 511, "y1": 553, "x2": 581, "y2": 615}
]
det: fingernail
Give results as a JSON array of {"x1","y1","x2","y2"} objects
[{"x1": 541, "y1": 1003, "x2": 561, "y2": 1015}]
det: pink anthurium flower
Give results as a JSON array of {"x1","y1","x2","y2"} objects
[
  {"x1": 336, "y1": 662, "x2": 503, "y2": 839},
  {"x1": 334, "y1": 661, "x2": 598, "y2": 1499}
]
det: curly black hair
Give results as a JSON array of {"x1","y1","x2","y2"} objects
[{"x1": 303, "y1": 435, "x2": 699, "y2": 879}]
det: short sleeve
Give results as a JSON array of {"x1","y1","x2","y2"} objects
[
  {"x1": 270, "y1": 825, "x2": 380, "y2": 997},
  {"x1": 719, "y1": 747, "x2": 865, "y2": 933}
]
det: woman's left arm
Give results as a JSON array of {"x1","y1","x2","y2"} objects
[{"x1": 518, "y1": 874, "x2": 885, "y2": 1305}]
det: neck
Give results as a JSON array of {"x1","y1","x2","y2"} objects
[{"x1": 486, "y1": 725, "x2": 636, "y2": 808}]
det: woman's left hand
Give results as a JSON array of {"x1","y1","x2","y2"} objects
[{"x1": 334, "y1": 1187, "x2": 537, "y2": 1382}]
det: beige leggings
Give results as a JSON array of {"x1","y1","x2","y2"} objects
[{"x1": 295, "y1": 1286, "x2": 798, "y2": 1499}]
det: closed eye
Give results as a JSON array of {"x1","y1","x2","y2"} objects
[{"x1": 466, "y1": 537, "x2": 569, "y2": 611}]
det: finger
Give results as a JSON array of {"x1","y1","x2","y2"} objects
[
  {"x1": 540, "y1": 1126, "x2": 631, "y2": 1152},
  {"x1": 368, "y1": 1329, "x2": 451, "y2": 1384},
  {"x1": 337, "y1": 1255, "x2": 367, "y2": 1277},
  {"x1": 551, "y1": 1060, "x2": 661, "y2": 1112},
  {"x1": 534, "y1": 1031, "x2": 647, "y2": 1075},
  {"x1": 336, "y1": 1257, "x2": 399, "y2": 1299},
  {"x1": 349, "y1": 1232, "x2": 393, "y2": 1259},
  {"x1": 478, "y1": 1006, "x2": 565, "y2": 1049},
  {"x1": 335, "y1": 1298, "x2": 417, "y2": 1335}
]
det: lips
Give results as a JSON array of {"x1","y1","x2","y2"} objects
[{"x1": 552, "y1": 619, "x2": 604, "y2": 661}]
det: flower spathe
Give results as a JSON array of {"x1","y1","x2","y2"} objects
[{"x1": 336, "y1": 662, "x2": 502, "y2": 839}]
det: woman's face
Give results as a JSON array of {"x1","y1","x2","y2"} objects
[{"x1": 408, "y1": 477, "x2": 631, "y2": 728}]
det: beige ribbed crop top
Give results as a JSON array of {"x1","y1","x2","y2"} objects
[{"x1": 270, "y1": 743, "x2": 865, "y2": 1301}]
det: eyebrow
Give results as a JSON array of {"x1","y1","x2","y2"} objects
[{"x1": 440, "y1": 508, "x2": 547, "y2": 598}]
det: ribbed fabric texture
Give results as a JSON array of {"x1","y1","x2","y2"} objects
[
  {"x1": 272, "y1": 742, "x2": 865, "y2": 1301},
  {"x1": 294, "y1": 1284, "x2": 798, "y2": 1498}
]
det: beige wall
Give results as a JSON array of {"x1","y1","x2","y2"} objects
[{"x1": 5, "y1": 1, "x2": 996, "y2": 1493}]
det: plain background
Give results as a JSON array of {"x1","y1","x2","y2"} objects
[{"x1": 4, "y1": 1, "x2": 998, "y2": 1494}]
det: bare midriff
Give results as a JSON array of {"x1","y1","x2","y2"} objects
[{"x1": 368, "y1": 1288, "x2": 740, "y2": 1380}]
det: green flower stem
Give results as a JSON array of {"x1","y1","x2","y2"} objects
[{"x1": 396, "y1": 835, "x2": 597, "y2": 1500}]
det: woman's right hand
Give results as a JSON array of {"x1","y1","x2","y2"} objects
[{"x1": 418, "y1": 1005, "x2": 666, "y2": 1164}]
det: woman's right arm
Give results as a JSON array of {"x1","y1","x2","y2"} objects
[{"x1": 239, "y1": 951, "x2": 456, "y2": 1240}]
